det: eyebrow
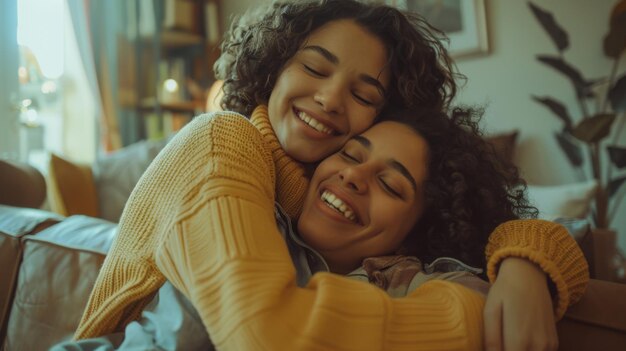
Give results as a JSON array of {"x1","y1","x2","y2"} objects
[
  {"x1": 301, "y1": 45, "x2": 387, "y2": 96},
  {"x1": 352, "y1": 136, "x2": 417, "y2": 192}
]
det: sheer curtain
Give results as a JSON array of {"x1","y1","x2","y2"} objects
[{"x1": 66, "y1": 0, "x2": 130, "y2": 157}]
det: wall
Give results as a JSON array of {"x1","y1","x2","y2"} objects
[
  {"x1": 220, "y1": 0, "x2": 626, "y2": 253},
  {"x1": 220, "y1": 0, "x2": 267, "y2": 31},
  {"x1": 454, "y1": 0, "x2": 626, "y2": 253}
]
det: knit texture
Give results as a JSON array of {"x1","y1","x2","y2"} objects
[
  {"x1": 74, "y1": 111, "x2": 485, "y2": 349},
  {"x1": 74, "y1": 110, "x2": 588, "y2": 349},
  {"x1": 74, "y1": 111, "x2": 275, "y2": 339},
  {"x1": 485, "y1": 219, "x2": 589, "y2": 319},
  {"x1": 249, "y1": 105, "x2": 308, "y2": 219}
]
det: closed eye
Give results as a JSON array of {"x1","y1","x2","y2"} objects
[
  {"x1": 353, "y1": 93, "x2": 373, "y2": 106},
  {"x1": 379, "y1": 178, "x2": 402, "y2": 198},
  {"x1": 340, "y1": 150, "x2": 360, "y2": 163},
  {"x1": 303, "y1": 64, "x2": 325, "y2": 77}
]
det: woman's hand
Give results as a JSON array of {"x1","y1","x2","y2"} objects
[{"x1": 483, "y1": 257, "x2": 558, "y2": 351}]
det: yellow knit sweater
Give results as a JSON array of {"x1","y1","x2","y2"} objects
[{"x1": 75, "y1": 107, "x2": 588, "y2": 350}]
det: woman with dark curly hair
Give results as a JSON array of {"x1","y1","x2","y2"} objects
[
  {"x1": 68, "y1": 1, "x2": 588, "y2": 350},
  {"x1": 216, "y1": 0, "x2": 458, "y2": 116},
  {"x1": 296, "y1": 108, "x2": 528, "y2": 277},
  {"x1": 383, "y1": 108, "x2": 535, "y2": 269}
]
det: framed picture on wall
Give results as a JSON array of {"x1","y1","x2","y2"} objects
[{"x1": 385, "y1": 0, "x2": 489, "y2": 58}]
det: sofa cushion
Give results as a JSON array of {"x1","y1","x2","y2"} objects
[
  {"x1": 4, "y1": 215, "x2": 117, "y2": 350},
  {"x1": 0, "y1": 205, "x2": 63, "y2": 346}
]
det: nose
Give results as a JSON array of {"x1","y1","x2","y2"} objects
[
  {"x1": 314, "y1": 78, "x2": 345, "y2": 114},
  {"x1": 339, "y1": 165, "x2": 368, "y2": 193}
]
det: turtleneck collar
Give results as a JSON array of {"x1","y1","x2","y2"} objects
[{"x1": 250, "y1": 105, "x2": 309, "y2": 219}]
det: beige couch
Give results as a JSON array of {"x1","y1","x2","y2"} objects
[
  {"x1": 0, "y1": 206, "x2": 116, "y2": 350},
  {"x1": 1, "y1": 203, "x2": 626, "y2": 350}
]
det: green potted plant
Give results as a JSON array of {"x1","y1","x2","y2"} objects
[{"x1": 528, "y1": 1, "x2": 626, "y2": 236}]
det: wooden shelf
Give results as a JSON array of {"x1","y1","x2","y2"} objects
[
  {"x1": 161, "y1": 30, "x2": 204, "y2": 48},
  {"x1": 121, "y1": 0, "x2": 221, "y2": 141},
  {"x1": 139, "y1": 98, "x2": 205, "y2": 114},
  {"x1": 137, "y1": 30, "x2": 204, "y2": 50}
]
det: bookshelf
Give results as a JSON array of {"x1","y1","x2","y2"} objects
[{"x1": 119, "y1": 0, "x2": 221, "y2": 141}]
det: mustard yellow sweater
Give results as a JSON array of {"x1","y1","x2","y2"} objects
[{"x1": 75, "y1": 107, "x2": 588, "y2": 350}]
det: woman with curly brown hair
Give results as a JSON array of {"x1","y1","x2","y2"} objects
[{"x1": 69, "y1": 1, "x2": 587, "y2": 350}]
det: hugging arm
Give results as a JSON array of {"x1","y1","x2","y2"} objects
[
  {"x1": 485, "y1": 220, "x2": 589, "y2": 319},
  {"x1": 483, "y1": 220, "x2": 589, "y2": 350},
  {"x1": 152, "y1": 114, "x2": 486, "y2": 351}
]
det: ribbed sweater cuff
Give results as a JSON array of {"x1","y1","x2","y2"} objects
[
  {"x1": 74, "y1": 255, "x2": 163, "y2": 339},
  {"x1": 485, "y1": 219, "x2": 589, "y2": 320}
]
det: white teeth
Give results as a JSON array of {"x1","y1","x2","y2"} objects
[
  {"x1": 320, "y1": 190, "x2": 356, "y2": 222},
  {"x1": 297, "y1": 111, "x2": 333, "y2": 135}
]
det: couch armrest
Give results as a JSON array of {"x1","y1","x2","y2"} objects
[
  {"x1": 0, "y1": 205, "x2": 63, "y2": 346},
  {"x1": 557, "y1": 279, "x2": 626, "y2": 350},
  {"x1": 0, "y1": 160, "x2": 47, "y2": 209},
  {"x1": 3, "y1": 215, "x2": 117, "y2": 350}
]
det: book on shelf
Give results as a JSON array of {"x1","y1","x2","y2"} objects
[
  {"x1": 144, "y1": 112, "x2": 164, "y2": 141},
  {"x1": 144, "y1": 111, "x2": 191, "y2": 141},
  {"x1": 138, "y1": 0, "x2": 156, "y2": 37},
  {"x1": 164, "y1": 0, "x2": 196, "y2": 32}
]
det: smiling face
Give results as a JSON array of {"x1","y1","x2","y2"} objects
[
  {"x1": 267, "y1": 19, "x2": 390, "y2": 163},
  {"x1": 297, "y1": 121, "x2": 429, "y2": 274}
]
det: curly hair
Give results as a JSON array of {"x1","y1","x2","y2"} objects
[
  {"x1": 215, "y1": 0, "x2": 461, "y2": 117},
  {"x1": 387, "y1": 108, "x2": 538, "y2": 270}
]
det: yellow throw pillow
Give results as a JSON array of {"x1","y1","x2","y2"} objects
[{"x1": 47, "y1": 154, "x2": 99, "y2": 217}]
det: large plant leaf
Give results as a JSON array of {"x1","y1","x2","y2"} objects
[
  {"x1": 604, "y1": 28, "x2": 626, "y2": 58},
  {"x1": 528, "y1": 2, "x2": 569, "y2": 52},
  {"x1": 537, "y1": 56, "x2": 595, "y2": 98},
  {"x1": 554, "y1": 131, "x2": 583, "y2": 167},
  {"x1": 531, "y1": 96, "x2": 573, "y2": 130},
  {"x1": 571, "y1": 113, "x2": 616, "y2": 143},
  {"x1": 611, "y1": 0, "x2": 626, "y2": 24},
  {"x1": 608, "y1": 176, "x2": 626, "y2": 198},
  {"x1": 604, "y1": 2, "x2": 626, "y2": 58},
  {"x1": 608, "y1": 145, "x2": 626, "y2": 168},
  {"x1": 609, "y1": 74, "x2": 626, "y2": 112}
]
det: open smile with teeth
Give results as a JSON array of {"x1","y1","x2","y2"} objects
[
  {"x1": 321, "y1": 190, "x2": 357, "y2": 222},
  {"x1": 296, "y1": 110, "x2": 334, "y2": 135}
]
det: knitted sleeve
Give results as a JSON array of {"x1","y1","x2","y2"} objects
[
  {"x1": 75, "y1": 111, "x2": 272, "y2": 339},
  {"x1": 153, "y1": 114, "x2": 486, "y2": 350},
  {"x1": 485, "y1": 219, "x2": 589, "y2": 319}
]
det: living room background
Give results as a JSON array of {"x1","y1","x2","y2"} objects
[
  {"x1": 2, "y1": 0, "x2": 625, "y2": 259},
  {"x1": 222, "y1": 0, "x2": 626, "y2": 265}
]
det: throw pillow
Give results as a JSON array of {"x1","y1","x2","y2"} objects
[
  {"x1": 526, "y1": 180, "x2": 599, "y2": 219},
  {"x1": 47, "y1": 154, "x2": 99, "y2": 217},
  {"x1": 485, "y1": 131, "x2": 519, "y2": 162}
]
